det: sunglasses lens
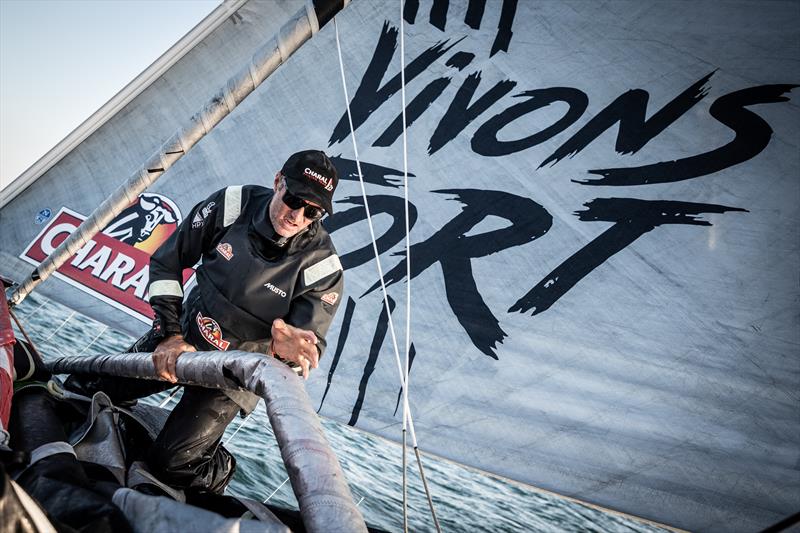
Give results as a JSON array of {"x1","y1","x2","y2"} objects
[
  {"x1": 304, "y1": 205, "x2": 323, "y2": 220},
  {"x1": 283, "y1": 191, "x2": 324, "y2": 220},
  {"x1": 282, "y1": 192, "x2": 304, "y2": 209}
]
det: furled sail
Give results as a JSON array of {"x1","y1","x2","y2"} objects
[{"x1": 1, "y1": 1, "x2": 798, "y2": 531}]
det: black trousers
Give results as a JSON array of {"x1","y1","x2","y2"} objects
[{"x1": 68, "y1": 330, "x2": 240, "y2": 494}]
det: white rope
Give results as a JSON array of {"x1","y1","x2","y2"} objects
[
  {"x1": 19, "y1": 298, "x2": 48, "y2": 320},
  {"x1": 399, "y1": 1, "x2": 411, "y2": 529},
  {"x1": 263, "y1": 476, "x2": 290, "y2": 504},
  {"x1": 223, "y1": 410, "x2": 254, "y2": 446},
  {"x1": 40, "y1": 310, "x2": 76, "y2": 343},
  {"x1": 158, "y1": 387, "x2": 180, "y2": 408},
  {"x1": 333, "y1": 15, "x2": 441, "y2": 533},
  {"x1": 74, "y1": 324, "x2": 109, "y2": 357}
]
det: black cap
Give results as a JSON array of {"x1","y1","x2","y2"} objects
[{"x1": 280, "y1": 150, "x2": 338, "y2": 215}]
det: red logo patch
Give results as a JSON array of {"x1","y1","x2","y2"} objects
[
  {"x1": 196, "y1": 312, "x2": 230, "y2": 350},
  {"x1": 216, "y1": 242, "x2": 233, "y2": 260},
  {"x1": 321, "y1": 292, "x2": 339, "y2": 305}
]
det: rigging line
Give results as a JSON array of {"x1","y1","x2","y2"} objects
[
  {"x1": 8, "y1": 308, "x2": 44, "y2": 360},
  {"x1": 74, "y1": 324, "x2": 109, "y2": 358},
  {"x1": 399, "y1": 0, "x2": 413, "y2": 529},
  {"x1": 11, "y1": 307, "x2": 77, "y2": 362},
  {"x1": 332, "y1": 18, "x2": 407, "y2": 427},
  {"x1": 40, "y1": 310, "x2": 76, "y2": 344},
  {"x1": 334, "y1": 15, "x2": 441, "y2": 533},
  {"x1": 397, "y1": 3, "x2": 440, "y2": 531},
  {"x1": 19, "y1": 298, "x2": 48, "y2": 320},
  {"x1": 223, "y1": 408, "x2": 255, "y2": 446},
  {"x1": 263, "y1": 476, "x2": 290, "y2": 504},
  {"x1": 158, "y1": 387, "x2": 180, "y2": 408},
  {"x1": 8, "y1": 308, "x2": 45, "y2": 381},
  {"x1": 414, "y1": 446, "x2": 441, "y2": 532}
]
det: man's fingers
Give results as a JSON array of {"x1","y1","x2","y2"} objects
[
  {"x1": 299, "y1": 356, "x2": 310, "y2": 380},
  {"x1": 272, "y1": 319, "x2": 287, "y2": 335},
  {"x1": 167, "y1": 352, "x2": 179, "y2": 383},
  {"x1": 304, "y1": 346, "x2": 319, "y2": 369},
  {"x1": 153, "y1": 350, "x2": 179, "y2": 383}
]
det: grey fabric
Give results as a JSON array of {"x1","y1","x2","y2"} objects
[
  {"x1": 126, "y1": 461, "x2": 185, "y2": 503},
  {"x1": 28, "y1": 441, "x2": 76, "y2": 465},
  {"x1": 112, "y1": 488, "x2": 290, "y2": 533},
  {"x1": 233, "y1": 496, "x2": 286, "y2": 526},
  {"x1": 47, "y1": 351, "x2": 367, "y2": 533},
  {"x1": 70, "y1": 392, "x2": 127, "y2": 485}
]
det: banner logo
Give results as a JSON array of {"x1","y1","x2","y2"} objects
[
  {"x1": 102, "y1": 193, "x2": 181, "y2": 254},
  {"x1": 20, "y1": 195, "x2": 193, "y2": 323}
]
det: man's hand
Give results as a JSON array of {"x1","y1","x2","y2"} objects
[
  {"x1": 152, "y1": 335, "x2": 196, "y2": 383},
  {"x1": 271, "y1": 318, "x2": 319, "y2": 379}
]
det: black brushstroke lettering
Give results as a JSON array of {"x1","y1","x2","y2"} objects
[
  {"x1": 509, "y1": 198, "x2": 748, "y2": 315},
  {"x1": 541, "y1": 71, "x2": 714, "y2": 167},
  {"x1": 375, "y1": 51, "x2": 478, "y2": 148},
  {"x1": 403, "y1": 0, "x2": 419, "y2": 24},
  {"x1": 445, "y1": 51, "x2": 475, "y2": 71},
  {"x1": 328, "y1": 22, "x2": 463, "y2": 145},
  {"x1": 394, "y1": 343, "x2": 418, "y2": 416},
  {"x1": 317, "y1": 297, "x2": 356, "y2": 413},
  {"x1": 491, "y1": 0, "x2": 518, "y2": 56},
  {"x1": 464, "y1": 0, "x2": 485, "y2": 29},
  {"x1": 429, "y1": 72, "x2": 516, "y2": 155},
  {"x1": 324, "y1": 195, "x2": 418, "y2": 271},
  {"x1": 349, "y1": 296, "x2": 396, "y2": 426},
  {"x1": 330, "y1": 155, "x2": 413, "y2": 188},
  {"x1": 365, "y1": 189, "x2": 552, "y2": 358},
  {"x1": 430, "y1": 0, "x2": 449, "y2": 31},
  {"x1": 576, "y1": 84, "x2": 799, "y2": 185},
  {"x1": 472, "y1": 88, "x2": 588, "y2": 157},
  {"x1": 374, "y1": 78, "x2": 452, "y2": 147}
]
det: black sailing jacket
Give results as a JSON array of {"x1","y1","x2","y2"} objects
[{"x1": 147, "y1": 184, "x2": 344, "y2": 363}]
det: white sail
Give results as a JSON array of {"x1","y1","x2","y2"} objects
[{"x1": 1, "y1": 1, "x2": 798, "y2": 531}]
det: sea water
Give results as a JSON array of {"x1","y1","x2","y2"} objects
[{"x1": 9, "y1": 291, "x2": 669, "y2": 533}]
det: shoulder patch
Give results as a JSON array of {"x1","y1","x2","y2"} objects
[
  {"x1": 303, "y1": 255, "x2": 342, "y2": 286},
  {"x1": 223, "y1": 185, "x2": 243, "y2": 227}
]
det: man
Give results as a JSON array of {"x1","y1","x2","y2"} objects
[{"x1": 83, "y1": 150, "x2": 343, "y2": 493}]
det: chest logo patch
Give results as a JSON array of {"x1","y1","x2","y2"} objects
[
  {"x1": 196, "y1": 312, "x2": 230, "y2": 351},
  {"x1": 216, "y1": 242, "x2": 233, "y2": 260},
  {"x1": 264, "y1": 282, "x2": 287, "y2": 298},
  {"x1": 321, "y1": 292, "x2": 339, "y2": 305}
]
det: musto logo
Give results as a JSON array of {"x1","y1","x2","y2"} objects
[{"x1": 20, "y1": 194, "x2": 194, "y2": 324}]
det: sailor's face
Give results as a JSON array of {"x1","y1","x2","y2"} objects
[{"x1": 269, "y1": 173, "x2": 318, "y2": 237}]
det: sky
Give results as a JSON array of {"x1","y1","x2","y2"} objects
[{"x1": 0, "y1": 0, "x2": 221, "y2": 195}]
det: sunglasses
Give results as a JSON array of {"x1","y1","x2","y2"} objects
[{"x1": 282, "y1": 190, "x2": 325, "y2": 220}]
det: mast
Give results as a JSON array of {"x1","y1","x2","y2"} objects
[{"x1": 6, "y1": 0, "x2": 350, "y2": 308}]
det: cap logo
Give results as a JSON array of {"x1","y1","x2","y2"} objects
[{"x1": 304, "y1": 167, "x2": 334, "y2": 191}]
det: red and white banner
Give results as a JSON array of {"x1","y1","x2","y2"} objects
[{"x1": 20, "y1": 196, "x2": 193, "y2": 324}]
